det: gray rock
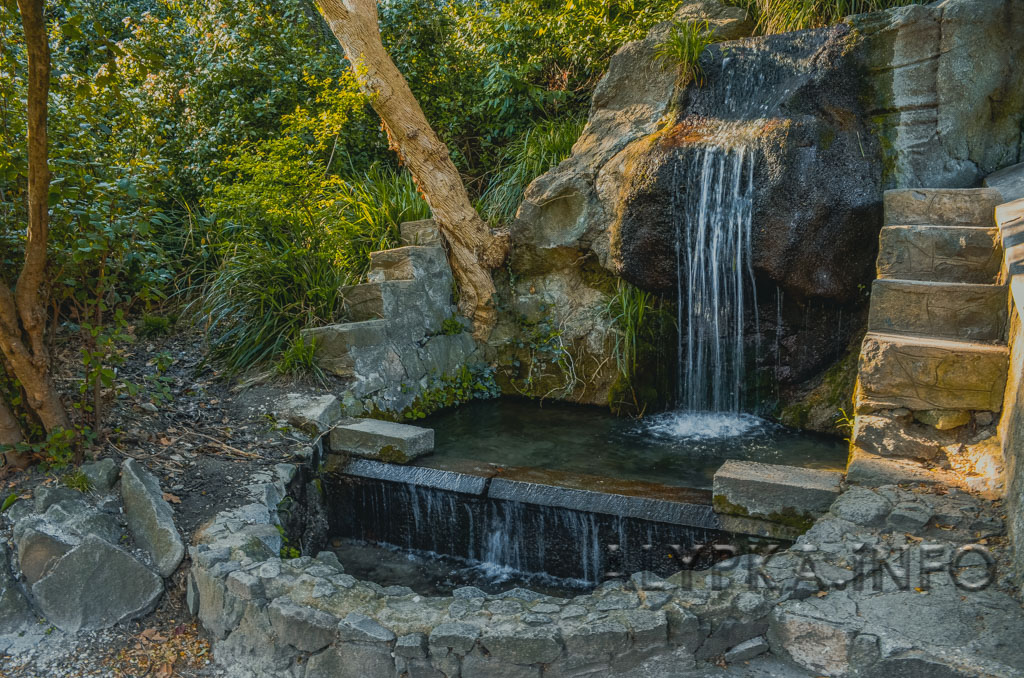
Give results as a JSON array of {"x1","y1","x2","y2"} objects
[
  {"x1": 0, "y1": 543, "x2": 33, "y2": 634},
  {"x1": 31, "y1": 536, "x2": 163, "y2": 632},
  {"x1": 429, "y1": 621, "x2": 480, "y2": 654},
  {"x1": 886, "y1": 501, "x2": 932, "y2": 533},
  {"x1": 562, "y1": 619, "x2": 630, "y2": 664},
  {"x1": 120, "y1": 458, "x2": 185, "y2": 577},
  {"x1": 396, "y1": 632, "x2": 429, "y2": 658},
  {"x1": 306, "y1": 642, "x2": 395, "y2": 678},
  {"x1": 462, "y1": 651, "x2": 541, "y2": 678},
  {"x1": 984, "y1": 161, "x2": 1024, "y2": 202},
  {"x1": 80, "y1": 458, "x2": 119, "y2": 493},
  {"x1": 725, "y1": 635, "x2": 769, "y2": 663},
  {"x1": 481, "y1": 625, "x2": 562, "y2": 664},
  {"x1": 830, "y1": 488, "x2": 892, "y2": 527},
  {"x1": 34, "y1": 486, "x2": 86, "y2": 513},
  {"x1": 697, "y1": 617, "x2": 769, "y2": 660},
  {"x1": 275, "y1": 393, "x2": 343, "y2": 434},
  {"x1": 337, "y1": 612, "x2": 395, "y2": 644},
  {"x1": 268, "y1": 597, "x2": 338, "y2": 653},
  {"x1": 630, "y1": 570, "x2": 677, "y2": 592},
  {"x1": 16, "y1": 527, "x2": 71, "y2": 584}
]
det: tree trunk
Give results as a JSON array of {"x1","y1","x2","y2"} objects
[
  {"x1": 316, "y1": 0, "x2": 509, "y2": 339},
  {"x1": 0, "y1": 396, "x2": 28, "y2": 469},
  {"x1": 0, "y1": 0, "x2": 70, "y2": 449}
]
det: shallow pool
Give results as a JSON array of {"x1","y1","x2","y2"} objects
[{"x1": 421, "y1": 399, "x2": 847, "y2": 490}]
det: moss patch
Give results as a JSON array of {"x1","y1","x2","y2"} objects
[{"x1": 712, "y1": 494, "x2": 816, "y2": 533}]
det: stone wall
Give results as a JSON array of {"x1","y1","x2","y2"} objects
[{"x1": 1000, "y1": 283, "x2": 1024, "y2": 584}]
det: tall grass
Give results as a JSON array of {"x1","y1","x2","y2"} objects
[
  {"x1": 606, "y1": 280, "x2": 659, "y2": 381},
  {"x1": 480, "y1": 115, "x2": 586, "y2": 224},
  {"x1": 197, "y1": 164, "x2": 429, "y2": 372},
  {"x1": 654, "y1": 20, "x2": 715, "y2": 85},
  {"x1": 726, "y1": 0, "x2": 927, "y2": 34}
]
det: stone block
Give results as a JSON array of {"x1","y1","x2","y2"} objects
[
  {"x1": 561, "y1": 619, "x2": 630, "y2": 665},
  {"x1": 400, "y1": 219, "x2": 442, "y2": 246},
  {"x1": 32, "y1": 536, "x2": 163, "y2": 633},
  {"x1": 329, "y1": 419, "x2": 434, "y2": 463},
  {"x1": 845, "y1": 448, "x2": 965, "y2": 490},
  {"x1": 712, "y1": 460, "x2": 842, "y2": 530},
  {"x1": 80, "y1": 458, "x2": 120, "y2": 493},
  {"x1": 856, "y1": 333, "x2": 1008, "y2": 413},
  {"x1": 767, "y1": 607, "x2": 858, "y2": 677},
  {"x1": 462, "y1": 652, "x2": 541, "y2": 678},
  {"x1": 396, "y1": 632, "x2": 429, "y2": 658},
  {"x1": 268, "y1": 597, "x2": 338, "y2": 653},
  {"x1": 121, "y1": 459, "x2": 185, "y2": 577},
  {"x1": 302, "y1": 319, "x2": 389, "y2": 377},
  {"x1": 275, "y1": 393, "x2": 343, "y2": 434},
  {"x1": 984, "y1": 161, "x2": 1024, "y2": 202},
  {"x1": 883, "y1": 188, "x2": 1002, "y2": 227},
  {"x1": 429, "y1": 621, "x2": 481, "y2": 655},
  {"x1": 850, "y1": 413, "x2": 950, "y2": 462},
  {"x1": 829, "y1": 487, "x2": 891, "y2": 527},
  {"x1": 368, "y1": 246, "x2": 448, "y2": 283},
  {"x1": 997, "y1": 198, "x2": 1024, "y2": 276},
  {"x1": 337, "y1": 611, "x2": 396, "y2": 644},
  {"x1": 876, "y1": 224, "x2": 1002, "y2": 284},
  {"x1": 480, "y1": 625, "x2": 563, "y2": 664},
  {"x1": 306, "y1": 642, "x2": 395, "y2": 678},
  {"x1": 724, "y1": 635, "x2": 769, "y2": 663},
  {"x1": 867, "y1": 279, "x2": 1007, "y2": 343},
  {"x1": 696, "y1": 617, "x2": 768, "y2": 660}
]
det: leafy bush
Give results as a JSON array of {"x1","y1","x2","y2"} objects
[{"x1": 480, "y1": 115, "x2": 585, "y2": 224}]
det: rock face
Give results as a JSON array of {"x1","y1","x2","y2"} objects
[
  {"x1": 121, "y1": 459, "x2": 185, "y2": 577},
  {"x1": 502, "y1": 0, "x2": 1024, "y2": 422},
  {"x1": 31, "y1": 536, "x2": 163, "y2": 633}
]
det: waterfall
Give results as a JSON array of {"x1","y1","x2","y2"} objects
[{"x1": 674, "y1": 143, "x2": 757, "y2": 413}]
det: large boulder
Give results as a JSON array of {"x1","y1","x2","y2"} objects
[
  {"x1": 31, "y1": 536, "x2": 163, "y2": 633},
  {"x1": 502, "y1": 0, "x2": 1024, "y2": 421}
]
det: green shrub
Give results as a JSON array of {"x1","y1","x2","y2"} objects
[
  {"x1": 480, "y1": 116, "x2": 586, "y2": 224},
  {"x1": 655, "y1": 21, "x2": 715, "y2": 85}
]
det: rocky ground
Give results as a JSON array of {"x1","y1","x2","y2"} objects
[{"x1": 1, "y1": 329, "x2": 324, "y2": 676}]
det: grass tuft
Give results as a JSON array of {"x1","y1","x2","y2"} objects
[
  {"x1": 654, "y1": 20, "x2": 715, "y2": 85},
  {"x1": 725, "y1": 0, "x2": 928, "y2": 35}
]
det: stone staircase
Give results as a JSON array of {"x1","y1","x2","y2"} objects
[
  {"x1": 848, "y1": 188, "x2": 1010, "y2": 495},
  {"x1": 300, "y1": 219, "x2": 476, "y2": 414}
]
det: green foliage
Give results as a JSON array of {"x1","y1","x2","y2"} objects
[
  {"x1": 655, "y1": 21, "x2": 715, "y2": 85},
  {"x1": 138, "y1": 314, "x2": 174, "y2": 338},
  {"x1": 403, "y1": 365, "x2": 500, "y2": 420},
  {"x1": 725, "y1": 0, "x2": 927, "y2": 34},
  {"x1": 480, "y1": 115, "x2": 585, "y2": 224},
  {"x1": 440, "y1": 315, "x2": 466, "y2": 337},
  {"x1": 1, "y1": 493, "x2": 17, "y2": 513},
  {"x1": 606, "y1": 279, "x2": 673, "y2": 414},
  {"x1": 62, "y1": 469, "x2": 92, "y2": 492},
  {"x1": 275, "y1": 335, "x2": 323, "y2": 380}
]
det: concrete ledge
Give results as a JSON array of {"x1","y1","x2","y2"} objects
[
  {"x1": 343, "y1": 459, "x2": 488, "y2": 495},
  {"x1": 329, "y1": 419, "x2": 434, "y2": 464},
  {"x1": 712, "y1": 461, "x2": 842, "y2": 531}
]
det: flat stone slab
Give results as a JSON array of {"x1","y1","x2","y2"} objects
[
  {"x1": 344, "y1": 458, "x2": 488, "y2": 495},
  {"x1": 867, "y1": 279, "x2": 1007, "y2": 343},
  {"x1": 883, "y1": 188, "x2": 1002, "y2": 227},
  {"x1": 876, "y1": 224, "x2": 1002, "y2": 284},
  {"x1": 983, "y1": 161, "x2": 1024, "y2": 202},
  {"x1": 329, "y1": 419, "x2": 434, "y2": 463},
  {"x1": 856, "y1": 332, "x2": 1009, "y2": 413},
  {"x1": 368, "y1": 245, "x2": 448, "y2": 283},
  {"x1": 32, "y1": 536, "x2": 163, "y2": 632},
  {"x1": 400, "y1": 219, "x2": 442, "y2": 246},
  {"x1": 275, "y1": 393, "x2": 343, "y2": 434},
  {"x1": 996, "y1": 197, "x2": 1024, "y2": 276},
  {"x1": 340, "y1": 280, "x2": 420, "y2": 322},
  {"x1": 121, "y1": 459, "x2": 185, "y2": 577},
  {"x1": 845, "y1": 448, "x2": 966, "y2": 489},
  {"x1": 712, "y1": 461, "x2": 842, "y2": 529},
  {"x1": 302, "y1": 319, "x2": 388, "y2": 377}
]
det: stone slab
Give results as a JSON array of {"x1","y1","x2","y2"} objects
[
  {"x1": 329, "y1": 419, "x2": 434, "y2": 463},
  {"x1": 867, "y1": 279, "x2": 1007, "y2": 343},
  {"x1": 996, "y1": 197, "x2": 1024, "y2": 276},
  {"x1": 845, "y1": 448, "x2": 966, "y2": 489},
  {"x1": 368, "y1": 246, "x2": 447, "y2": 283},
  {"x1": 121, "y1": 459, "x2": 185, "y2": 577},
  {"x1": 876, "y1": 224, "x2": 1002, "y2": 284},
  {"x1": 340, "y1": 280, "x2": 420, "y2": 322},
  {"x1": 302, "y1": 320, "x2": 389, "y2": 377},
  {"x1": 983, "y1": 161, "x2": 1024, "y2": 202},
  {"x1": 487, "y1": 477, "x2": 720, "y2": 529},
  {"x1": 344, "y1": 458, "x2": 488, "y2": 495},
  {"x1": 275, "y1": 393, "x2": 344, "y2": 434},
  {"x1": 883, "y1": 188, "x2": 1003, "y2": 227},
  {"x1": 856, "y1": 332, "x2": 1009, "y2": 413},
  {"x1": 712, "y1": 461, "x2": 842, "y2": 529},
  {"x1": 400, "y1": 219, "x2": 442, "y2": 246}
]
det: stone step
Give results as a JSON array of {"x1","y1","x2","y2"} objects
[
  {"x1": 845, "y1": 448, "x2": 969, "y2": 491},
  {"x1": 867, "y1": 279, "x2": 1007, "y2": 343},
  {"x1": 983, "y1": 161, "x2": 1024, "y2": 202},
  {"x1": 368, "y1": 245, "x2": 447, "y2": 282},
  {"x1": 339, "y1": 280, "x2": 419, "y2": 321},
  {"x1": 996, "y1": 197, "x2": 1024, "y2": 276},
  {"x1": 399, "y1": 219, "x2": 442, "y2": 246},
  {"x1": 884, "y1": 188, "x2": 1003, "y2": 227},
  {"x1": 301, "y1": 320, "x2": 388, "y2": 377},
  {"x1": 876, "y1": 224, "x2": 1002, "y2": 283},
  {"x1": 329, "y1": 419, "x2": 434, "y2": 464},
  {"x1": 856, "y1": 332, "x2": 1008, "y2": 413}
]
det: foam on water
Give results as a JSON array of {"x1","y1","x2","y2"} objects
[{"x1": 642, "y1": 410, "x2": 772, "y2": 441}]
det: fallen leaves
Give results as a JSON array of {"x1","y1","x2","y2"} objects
[
  {"x1": 162, "y1": 492, "x2": 181, "y2": 504},
  {"x1": 109, "y1": 622, "x2": 209, "y2": 677}
]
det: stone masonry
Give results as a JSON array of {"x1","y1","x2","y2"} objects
[
  {"x1": 301, "y1": 220, "x2": 477, "y2": 416},
  {"x1": 849, "y1": 187, "x2": 1010, "y2": 496}
]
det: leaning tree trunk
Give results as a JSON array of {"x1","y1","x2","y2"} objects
[
  {"x1": 316, "y1": 0, "x2": 509, "y2": 338},
  {"x1": 0, "y1": 0, "x2": 70, "y2": 466}
]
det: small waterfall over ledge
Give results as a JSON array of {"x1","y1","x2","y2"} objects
[{"x1": 675, "y1": 143, "x2": 757, "y2": 413}]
